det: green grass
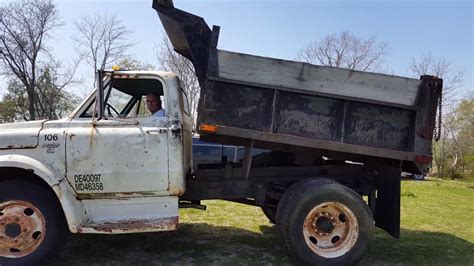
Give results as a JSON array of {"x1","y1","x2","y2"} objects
[
  {"x1": 59, "y1": 178, "x2": 474, "y2": 265},
  {"x1": 363, "y1": 178, "x2": 474, "y2": 265}
]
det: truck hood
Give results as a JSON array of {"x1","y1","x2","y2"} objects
[{"x1": 0, "y1": 120, "x2": 46, "y2": 149}]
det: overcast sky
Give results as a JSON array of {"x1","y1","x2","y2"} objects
[{"x1": 0, "y1": 0, "x2": 472, "y2": 99}]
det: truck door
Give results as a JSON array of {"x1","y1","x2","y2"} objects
[{"x1": 65, "y1": 82, "x2": 170, "y2": 196}]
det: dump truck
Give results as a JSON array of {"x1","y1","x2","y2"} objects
[{"x1": 0, "y1": 0, "x2": 442, "y2": 265}]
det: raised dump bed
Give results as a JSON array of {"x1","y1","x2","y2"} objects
[{"x1": 153, "y1": 0, "x2": 442, "y2": 173}]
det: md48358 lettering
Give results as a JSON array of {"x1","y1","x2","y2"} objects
[{"x1": 74, "y1": 174, "x2": 104, "y2": 191}]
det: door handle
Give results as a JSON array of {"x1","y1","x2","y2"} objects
[
  {"x1": 170, "y1": 124, "x2": 180, "y2": 132},
  {"x1": 146, "y1": 128, "x2": 168, "y2": 134},
  {"x1": 146, "y1": 124, "x2": 180, "y2": 135}
]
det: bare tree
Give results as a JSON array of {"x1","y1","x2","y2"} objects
[
  {"x1": 1, "y1": 67, "x2": 80, "y2": 122},
  {"x1": 297, "y1": 31, "x2": 389, "y2": 72},
  {"x1": 156, "y1": 35, "x2": 200, "y2": 127},
  {"x1": 433, "y1": 112, "x2": 457, "y2": 179},
  {"x1": 455, "y1": 96, "x2": 474, "y2": 178},
  {"x1": 410, "y1": 53, "x2": 463, "y2": 109},
  {"x1": 433, "y1": 97, "x2": 474, "y2": 179},
  {"x1": 0, "y1": 79, "x2": 29, "y2": 122},
  {"x1": 0, "y1": 0, "x2": 61, "y2": 120},
  {"x1": 74, "y1": 13, "x2": 133, "y2": 85}
]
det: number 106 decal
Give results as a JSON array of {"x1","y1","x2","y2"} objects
[{"x1": 44, "y1": 134, "x2": 59, "y2": 141}]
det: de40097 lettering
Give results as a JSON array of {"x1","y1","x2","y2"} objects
[{"x1": 74, "y1": 174, "x2": 104, "y2": 191}]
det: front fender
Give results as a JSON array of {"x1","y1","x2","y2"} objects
[
  {"x1": 0, "y1": 154, "x2": 59, "y2": 185},
  {"x1": 0, "y1": 154, "x2": 87, "y2": 233}
]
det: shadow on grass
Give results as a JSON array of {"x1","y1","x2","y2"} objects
[
  {"x1": 57, "y1": 224, "x2": 473, "y2": 265},
  {"x1": 362, "y1": 228, "x2": 474, "y2": 265},
  {"x1": 58, "y1": 223, "x2": 299, "y2": 266},
  {"x1": 401, "y1": 177, "x2": 433, "y2": 182}
]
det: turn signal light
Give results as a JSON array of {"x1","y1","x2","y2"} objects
[{"x1": 200, "y1": 124, "x2": 218, "y2": 133}]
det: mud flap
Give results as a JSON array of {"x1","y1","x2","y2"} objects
[{"x1": 374, "y1": 167, "x2": 401, "y2": 238}]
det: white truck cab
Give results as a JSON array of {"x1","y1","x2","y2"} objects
[{"x1": 0, "y1": 70, "x2": 193, "y2": 264}]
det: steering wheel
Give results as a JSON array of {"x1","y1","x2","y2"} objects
[{"x1": 106, "y1": 103, "x2": 120, "y2": 117}]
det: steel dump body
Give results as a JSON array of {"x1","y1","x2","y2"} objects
[{"x1": 153, "y1": 1, "x2": 442, "y2": 173}]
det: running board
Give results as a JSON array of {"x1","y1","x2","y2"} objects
[
  {"x1": 77, "y1": 217, "x2": 178, "y2": 234},
  {"x1": 77, "y1": 196, "x2": 179, "y2": 234}
]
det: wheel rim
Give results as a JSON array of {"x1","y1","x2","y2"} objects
[
  {"x1": 303, "y1": 201, "x2": 359, "y2": 258},
  {"x1": 0, "y1": 200, "x2": 46, "y2": 258}
]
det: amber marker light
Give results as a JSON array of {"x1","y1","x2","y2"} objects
[{"x1": 200, "y1": 124, "x2": 218, "y2": 133}]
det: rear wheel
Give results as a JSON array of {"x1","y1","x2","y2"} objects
[
  {"x1": 261, "y1": 183, "x2": 284, "y2": 224},
  {"x1": 0, "y1": 179, "x2": 66, "y2": 266},
  {"x1": 277, "y1": 178, "x2": 374, "y2": 265}
]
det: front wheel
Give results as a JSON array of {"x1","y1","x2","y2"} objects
[
  {"x1": 0, "y1": 179, "x2": 66, "y2": 266},
  {"x1": 277, "y1": 178, "x2": 374, "y2": 265}
]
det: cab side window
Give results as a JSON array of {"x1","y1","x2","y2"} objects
[
  {"x1": 81, "y1": 99, "x2": 97, "y2": 118},
  {"x1": 128, "y1": 96, "x2": 150, "y2": 118},
  {"x1": 130, "y1": 95, "x2": 164, "y2": 118},
  {"x1": 79, "y1": 78, "x2": 165, "y2": 119},
  {"x1": 105, "y1": 88, "x2": 134, "y2": 118},
  {"x1": 81, "y1": 92, "x2": 165, "y2": 119}
]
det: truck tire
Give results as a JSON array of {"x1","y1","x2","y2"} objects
[
  {"x1": 276, "y1": 178, "x2": 374, "y2": 265},
  {"x1": 261, "y1": 206, "x2": 276, "y2": 224},
  {"x1": 276, "y1": 178, "x2": 335, "y2": 234},
  {"x1": 0, "y1": 179, "x2": 67, "y2": 266},
  {"x1": 261, "y1": 183, "x2": 284, "y2": 224}
]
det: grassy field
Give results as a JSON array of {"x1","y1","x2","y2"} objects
[{"x1": 59, "y1": 178, "x2": 474, "y2": 265}]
